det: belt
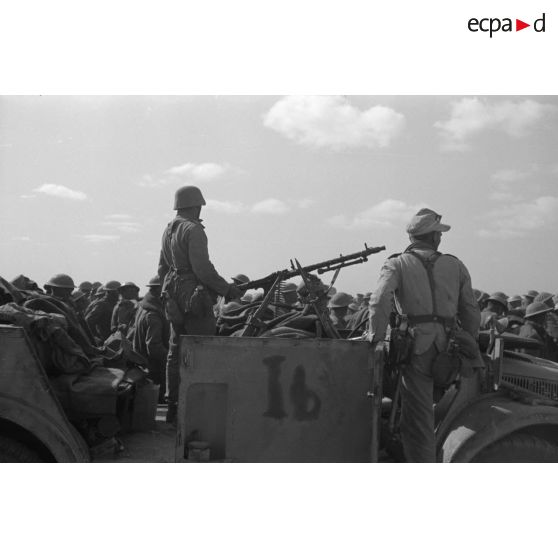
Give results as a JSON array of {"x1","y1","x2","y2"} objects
[{"x1": 408, "y1": 314, "x2": 455, "y2": 328}]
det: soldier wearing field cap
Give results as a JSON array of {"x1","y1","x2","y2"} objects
[
  {"x1": 159, "y1": 185, "x2": 244, "y2": 424},
  {"x1": 85, "y1": 280, "x2": 121, "y2": 343},
  {"x1": 367, "y1": 208, "x2": 480, "y2": 463},
  {"x1": 132, "y1": 276, "x2": 169, "y2": 402}
]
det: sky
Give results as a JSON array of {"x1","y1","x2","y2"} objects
[{"x1": 1, "y1": 95, "x2": 557, "y2": 297}]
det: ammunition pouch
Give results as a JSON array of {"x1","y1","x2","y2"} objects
[
  {"x1": 389, "y1": 328, "x2": 414, "y2": 366},
  {"x1": 189, "y1": 286, "x2": 214, "y2": 319}
]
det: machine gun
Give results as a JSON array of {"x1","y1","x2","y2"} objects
[
  {"x1": 239, "y1": 243, "x2": 386, "y2": 337},
  {"x1": 238, "y1": 243, "x2": 386, "y2": 292}
]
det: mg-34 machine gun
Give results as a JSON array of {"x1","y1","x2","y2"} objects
[{"x1": 236, "y1": 243, "x2": 385, "y2": 337}]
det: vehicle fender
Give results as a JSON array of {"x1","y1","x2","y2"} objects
[
  {"x1": 0, "y1": 394, "x2": 90, "y2": 462},
  {"x1": 440, "y1": 394, "x2": 558, "y2": 462}
]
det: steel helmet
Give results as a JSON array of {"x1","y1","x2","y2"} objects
[
  {"x1": 523, "y1": 290, "x2": 539, "y2": 299},
  {"x1": 174, "y1": 185, "x2": 206, "y2": 210},
  {"x1": 146, "y1": 276, "x2": 161, "y2": 287},
  {"x1": 79, "y1": 281, "x2": 93, "y2": 292},
  {"x1": 329, "y1": 292, "x2": 353, "y2": 308},
  {"x1": 119, "y1": 281, "x2": 139, "y2": 291},
  {"x1": 487, "y1": 292, "x2": 508, "y2": 308},
  {"x1": 44, "y1": 274, "x2": 75, "y2": 290},
  {"x1": 103, "y1": 280, "x2": 122, "y2": 291},
  {"x1": 525, "y1": 302, "x2": 552, "y2": 320},
  {"x1": 71, "y1": 290, "x2": 87, "y2": 302},
  {"x1": 534, "y1": 291, "x2": 554, "y2": 305},
  {"x1": 231, "y1": 273, "x2": 250, "y2": 284},
  {"x1": 282, "y1": 282, "x2": 298, "y2": 293}
]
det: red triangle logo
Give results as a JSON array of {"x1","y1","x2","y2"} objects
[{"x1": 516, "y1": 19, "x2": 530, "y2": 31}]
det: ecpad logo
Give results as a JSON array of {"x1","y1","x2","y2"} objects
[{"x1": 468, "y1": 13, "x2": 546, "y2": 37}]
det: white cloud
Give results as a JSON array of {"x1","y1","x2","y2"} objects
[
  {"x1": 251, "y1": 198, "x2": 289, "y2": 214},
  {"x1": 33, "y1": 183, "x2": 88, "y2": 201},
  {"x1": 20, "y1": 194, "x2": 36, "y2": 200},
  {"x1": 102, "y1": 215, "x2": 141, "y2": 233},
  {"x1": 263, "y1": 95, "x2": 405, "y2": 150},
  {"x1": 106, "y1": 213, "x2": 132, "y2": 220},
  {"x1": 206, "y1": 197, "x2": 312, "y2": 215},
  {"x1": 292, "y1": 198, "x2": 315, "y2": 209},
  {"x1": 206, "y1": 199, "x2": 246, "y2": 213},
  {"x1": 81, "y1": 234, "x2": 120, "y2": 243},
  {"x1": 166, "y1": 162, "x2": 226, "y2": 182},
  {"x1": 328, "y1": 199, "x2": 425, "y2": 229},
  {"x1": 12, "y1": 236, "x2": 31, "y2": 241},
  {"x1": 140, "y1": 162, "x2": 229, "y2": 188},
  {"x1": 435, "y1": 98, "x2": 556, "y2": 151},
  {"x1": 478, "y1": 196, "x2": 558, "y2": 239},
  {"x1": 491, "y1": 169, "x2": 528, "y2": 183}
]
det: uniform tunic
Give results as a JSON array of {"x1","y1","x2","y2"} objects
[
  {"x1": 368, "y1": 242, "x2": 480, "y2": 462},
  {"x1": 158, "y1": 215, "x2": 230, "y2": 405}
]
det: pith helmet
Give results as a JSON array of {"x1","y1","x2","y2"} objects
[
  {"x1": 329, "y1": 292, "x2": 353, "y2": 308},
  {"x1": 406, "y1": 208, "x2": 451, "y2": 236},
  {"x1": 146, "y1": 276, "x2": 161, "y2": 287},
  {"x1": 44, "y1": 274, "x2": 75, "y2": 290},
  {"x1": 103, "y1": 280, "x2": 122, "y2": 291},
  {"x1": 231, "y1": 273, "x2": 250, "y2": 284},
  {"x1": 525, "y1": 302, "x2": 552, "y2": 320},
  {"x1": 174, "y1": 185, "x2": 206, "y2": 210}
]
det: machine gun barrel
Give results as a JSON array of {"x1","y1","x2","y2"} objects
[{"x1": 238, "y1": 243, "x2": 385, "y2": 291}]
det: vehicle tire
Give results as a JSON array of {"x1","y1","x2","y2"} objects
[
  {"x1": 472, "y1": 433, "x2": 558, "y2": 463},
  {"x1": 0, "y1": 435, "x2": 43, "y2": 463}
]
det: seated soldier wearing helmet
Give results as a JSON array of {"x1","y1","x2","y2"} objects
[
  {"x1": 132, "y1": 276, "x2": 170, "y2": 403},
  {"x1": 85, "y1": 280, "x2": 121, "y2": 344},
  {"x1": 328, "y1": 292, "x2": 353, "y2": 330}
]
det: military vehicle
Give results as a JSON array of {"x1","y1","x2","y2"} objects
[{"x1": 174, "y1": 331, "x2": 558, "y2": 462}]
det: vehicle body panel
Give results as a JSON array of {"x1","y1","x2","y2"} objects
[
  {"x1": 0, "y1": 325, "x2": 90, "y2": 462},
  {"x1": 176, "y1": 336, "x2": 374, "y2": 462}
]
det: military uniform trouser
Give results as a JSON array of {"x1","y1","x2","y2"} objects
[
  {"x1": 165, "y1": 312, "x2": 217, "y2": 405},
  {"x1": 400, "y1": 343, "x2": 439, "y2": 463}
]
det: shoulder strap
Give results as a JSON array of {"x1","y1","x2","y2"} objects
[
  {"x1": 165, "y1": 217, "x2": 185, "y2": 271},
  {"x1": 405, "y1": 249, "x2": 442, "y2": 315}
]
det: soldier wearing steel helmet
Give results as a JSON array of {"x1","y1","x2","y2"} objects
[
  {"x1": 84, "y1": 280, "x2": 121, "y2": 343},
  {"x1": 367, "y1": 208, "x2": 480, "y2": 462},
  {"x1": 480, "y1": 292, "x2": 508, "y2": 331},
  {"x1": 328, "y1": 292, "x2": 353, "y2": 330},
  {"x1": 519, "y1": 302, "x2": 554, "y2": 358},
  {"x1": 132, "y1": 276, "x2": 169, "y2": 402},
  {"x1": 111, "y1": 282, "x2": 140, "y2": 335},
  {"x1": 43, "y1": 274, "x2": 76, "y2": 303},
  {"x1": 159, "y1": 185, "x2": 244, "y2": 423}
]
